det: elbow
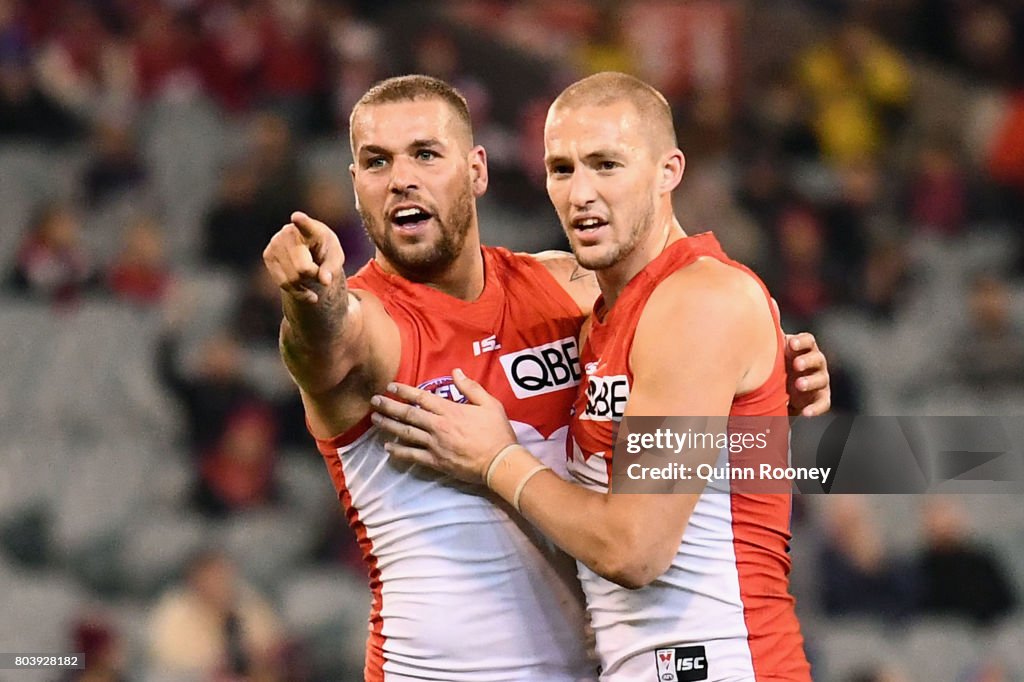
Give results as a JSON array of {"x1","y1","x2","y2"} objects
[{"x1": 591, "y1": 537, "x2": 675, "y2": 590}]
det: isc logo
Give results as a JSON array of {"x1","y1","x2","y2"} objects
[
  {"x1": 499, "y1": 337, "x2": 581, "y2": 399},
  {"x1": 580, "y1": 374, "x2": 629, "y2": 422},
  {"x1": 655, "y1": 646, "x2": 708, "y2": 682}
]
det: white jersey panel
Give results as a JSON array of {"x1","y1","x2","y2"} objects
[
  {"x1": 574, "y1": 447, "x2": 757, "y2": 681},
  {"x1": 334, "y1": 421, "x2": 596, "y2": 682}
]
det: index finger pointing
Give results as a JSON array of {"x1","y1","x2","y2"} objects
[{"x1": 291, "y1": 211, "x2": 321, "y2": 239}]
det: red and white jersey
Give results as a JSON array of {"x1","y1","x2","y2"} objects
[
  {"x1": 567, "y1": 235, "x2": 811, "y2": 682},
  {"x1": 316, "y1": 247, "x2": 596, "y2": 682}
]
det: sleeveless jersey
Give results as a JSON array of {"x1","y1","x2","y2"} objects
[
  {"x1": 315, "y1": 247, "x2": 596, "y2": 682},
  {"x1": 567, "y1": 234, "x2": 811, "y2": 682}
]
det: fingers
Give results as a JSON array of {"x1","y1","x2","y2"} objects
[
  {"x1": 264, "y1": 218, "x2": 341, "y2": 303},
  {"x1": 786, "y1": 332, "x2": 817, "y2": 353},
  {"x1": 318, "y1": 243, "x2": 344, "y2": 286},
  {"x1": 370, "y1": 411, "x2": 433, "y2": 448},
  {"x1": 452, "y1": 368, "x2": 498, "y2": 407},
  {"x1": 291, "y1": 211, "x2": 325, "y2": 239},
  {"x1": 383, "y1": 441, "x2": 440, "y2": 469},
  {"x1": 263, "y1": 254, "x2": 318, "y2": 304},
  {"x1": 382, "y1": 383, "x2": 452, "y2": 416},
  {"x1": 801, "y1": 392, "x2": 831, "y2": 417},
  {"x1": 795, "y1": 371, "x2": 828, "y2": 393},
  {"x1": 793, "y1": 349, "x2": 826, "y2": 373},
  {"x1": 370, "y1": 394, "x2": 439, "y2": 431}
]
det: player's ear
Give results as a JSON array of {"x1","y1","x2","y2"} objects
[
  {"x1": 659, "y1": 149, "x2": 685, "y2": 194},
  {"x1": 469, "y1": 145, "x2": 489, "y2": 197}
]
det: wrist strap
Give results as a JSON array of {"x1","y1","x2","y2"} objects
[
  {"x1": 513, "y1": 465, "x2": 550, "y2": 513},
  {"x1": 485, "y1": 443, "x2": 519, "y2": 488}
]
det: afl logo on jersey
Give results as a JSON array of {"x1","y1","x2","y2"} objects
[
  {"x1": 499, "y1": 337, "x2": 581, "y2": 399},
  {"x1": 416, "y1": 376, "x2": 468, "y2": 404}
]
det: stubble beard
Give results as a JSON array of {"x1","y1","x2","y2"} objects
[
  {"x1": 360, "y1": 183, "x2": 475, "y2": 282},
  {"x1": 568, "y1": 197, "x2": 655, "y2": 272}
]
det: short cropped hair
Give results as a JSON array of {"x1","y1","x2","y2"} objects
[
  {"x1": 550, "y1": 72, "x2": 677, "y2": 153},
  {"x1": 349, "y1": 75, "x2": 473, "y2": 151}
]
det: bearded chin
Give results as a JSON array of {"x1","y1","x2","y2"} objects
[{"x1": 361, "y1": 186, "x2": 474, "y2": 281}]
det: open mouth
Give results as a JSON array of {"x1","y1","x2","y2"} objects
[
  {"x1": 391, "y1": 206, "x2": 434, "y2": 232},
  {"x1": 571, "y1": 216, "x2": 609, "y2": 233}
]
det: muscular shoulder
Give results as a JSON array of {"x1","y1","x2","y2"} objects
[
  {"x1": 631, "y1": 258, "x2": 769, "y2": 388},
  {"x1": 645, "y1": 257, "x2": 765, "y2": 324},
  {"x1": 630, "y1": 258, "x2": 770, "y2": 376},
  {"x1": 526, "y1": 250, "x2": 600, "y2": 315}
]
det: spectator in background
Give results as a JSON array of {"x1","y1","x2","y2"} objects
[
  {"x1": 10, "y1": 203, "x2": 94, "y2": 302},
  {"x1": 741, "y1": 77, "x2": 819, "y2": 162},
  {"x1": 0, "y1": 46, "x2": 83, "y2": 143},
  {"x1": 818, "y1": 496, "x2": 914, "y2": 619},
  {"x1": 203, "y1": 113, "x2": 305, "y2": 273},
  {"x1": 945, "y1": 274, "x2": 1024, "y2": 391},
  {"x1": 106, "y1": 216, "x2": 170, "y2": 306},
  {"x1": 905, "y1": 137, "x2": 970, "y2": 237},
  {"x1": 232, "y1": 264, "x2": 284, "y2": 348},
  {"x1": 824, "y1": 160, "x2": 880, "y2": 300},
  {"x1": 915, "y1": 497, "x2": 1018, "y2": 626},
  {"x1": 32, "y1": 1, "x2": 134, "y2": 124},
  {"x1": 798, "y1": 21, "x2": 911, "y2": 163},
  {"x1": 148, "y1": 550, "x2": 283, "y2": 679},
  {"x1": 156, "y1": 326, "x2": 266, "y2": 454},
  {"x1": 987, "y1": 89, "x2": 1024, "y2": 211},
  {"x1": 194, "y1": 402, "x2": 280, "y2": 518},
  {"x1": 132, "y1": 6, "x2": 205, "y2": 103},
  {"x1": 254, "y1": 0, "x2": 328, "y2": 132},
  {"x1": 303, "y1": 172, "x2": 370, "y2": 274},
  {"x1": 860, "y1": 236, "x2": 911, "y2": 320},
  {"x1": 81, "y1": 120, "x2": 148, "y2": 206},
  {"x1": 953, "y1": 4, "x2": 1020, "y2": 88},
  {"x1": 737, "y1": 150, "x2": 793, "y2": 239},
  {"x1": 62, "y1": 615, "x2": 127, "y2": 682},
  {"x1": 203, "y1": 158, "x2": 267, "y2": 272},
  {"x1": 772, "y1": 204, "x2": 834, "y2": 328},
  {"x1": 573, "y1": 3, "x2": 633, "y2": 76}
]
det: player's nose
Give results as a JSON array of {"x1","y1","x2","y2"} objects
[
  {"x1": 567, "y1": 168, "x2": 597, "y2": 208},
  {"x1": 388, "y1": 155, "x2": 420, "y2": 194}
]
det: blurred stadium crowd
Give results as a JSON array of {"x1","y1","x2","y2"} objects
[{"x1": 0, "y1": 0, "x2": 1022, "y2": 680}]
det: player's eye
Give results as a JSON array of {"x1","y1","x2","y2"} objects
[
  {"x1": 367, "y1": 157, "x2": 387, "y2": 169},
  {"x1": 549, "y1": 164, "x2": 572, "y2": 176},
  {"x1": 416, "y1": 149, "x2": 439, "y2": 161},
  {"x1": 597, "y1": 160, "x2": 620, "y2": 171}
]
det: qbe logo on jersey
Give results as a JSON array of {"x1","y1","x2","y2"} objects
[
  {"x1": 655, "y1": 646, "x2": 708, "y2": 682},
  {"x1": 581, "y1": 374, "x2": 629, "y2": 422},
  {"x1": 499, "y1": 337, "x2": 581, "y2": 399}
]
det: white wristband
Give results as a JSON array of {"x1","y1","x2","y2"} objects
[
  {"x1": 485, "y1": 444, "x2": 519, "y2": 488},
  {"x1": 512, "y1": 465, "x2": 550, "y2": 513}
]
